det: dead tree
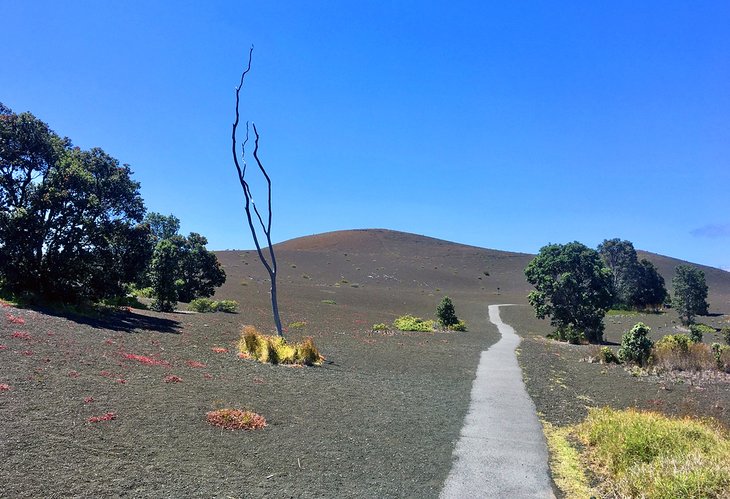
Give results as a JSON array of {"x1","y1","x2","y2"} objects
[{"x1": 231, "y1": 46, "x2": 283, "y2": 336}]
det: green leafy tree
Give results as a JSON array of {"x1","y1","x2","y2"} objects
[
  {"x1": 672, "y1": 265, "x2": 709, "y2": 325},
  {"x1": 0, "y1": 103, "x2": 151, "y2": 302},
  {"x1": 525, "y1": 242, "x2": 613, "y2": 343},
  {"x1": 150, "y1": 239, "x2": 179, "y2": 312},
  {"x1": 175, "y1": 232, "x2": 226, "y2": 302},
  {"x1": 436, "y1": 296, "x2": 458, "y2": 327},
  {"x1": 598, "y1": 238, "x2": 641, "y2": 307},
  {"x1": 143, "y1": 212, "x2": 225, "y2": 304},
  {"x1": 144, "y1": 212, "x2": 180, "y2": 241},
  {"x1": 633, "y1": 259, "x2": 668, "y2": 309}
]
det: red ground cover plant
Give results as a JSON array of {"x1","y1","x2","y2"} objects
[
  {"x1": 121, "y1": 353, "x2": 170, "y2": 366},
  {"x1": 11, "y1": 332, "x2": 31, "y2": 340},
  {"x1": 164, "y1": 375, "x2": 183, "y2": 383},
  {"x1": 205, "y1": 409, "x2": 267, "y2": 430},
  {"x1": 21, "y1": 350, "x2": 33, "y2": 356},
  {"x1": 186, "y1": 360, "x2": 206, "y2": 368},
  {"x1": 211, "y1": 347, "x2": 228, "y2": 353},
  {"x1": 84, "y1": 396, "x2": 94, "y2": 403},
  {"x1": 0, "y1": 345, "x2": 7, "y2": 351},
  {"x1": 6, "y1": 313, "x2": 26, "y2": 324},
  {"x1": 88, "y1": 412, "x2": 116, "y2": 423},
  {"x1": 68, "y1": 370, "x2": 80, "y2": 378},
  {"x1": 0, "y1": 384, "x2": 11, "y2": 391}
]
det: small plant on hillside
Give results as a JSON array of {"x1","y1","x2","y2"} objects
[
  {"x1": 188, "y1": 298, "x2": 238, "y2": 313},
  {"x1": 214, "y1": 300, "x2": 238, "y2": 313},
  {"x1": 448, "y1": 320, "x2": 468, "y2": 332},
  {"x1": 548, "y1": 325, "x2": 584, "y2": 345},
  {"x1": 288, "y1": 321, "x2": 306, "y2": 329},
  {"x1": 652, "y1": 334, "x2": 715, "y2": 372},
  {"x1": 722, "y1": 327, "x2": 730, "y2": 345},
  {"x1": 206, "y1": 409, "x2": 267, "y2": 430},
  {"x1": 371, "y1": 323, "x2": 388, "y2": 332},
  {"x1": 592, "y1": 346, "x2": 620, "y2": 364},
  {"x1": 393, "y1": 315, "x2": 435, "y2": 332},
  {"x1": 618, "y1": 322, "x2": 654, "y2": 366},
  {"x1": 237, "y1": 326, "x2": 323, "y2": 366},
  {"x1": 711, "y1": 343, "x2": 730, "y2": 372},
  {"x1": 189, "y1": 297, "x2": 215, "y2": 313},
  {"x1": 436, "y1": 296, "x2": 459, "y2": 328},
  {"x1": 321, "y1": 299, "x2": 337, "y2": 305}
]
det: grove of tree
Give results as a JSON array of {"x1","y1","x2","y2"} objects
[{"x1": 525, "y1": 241, "x2": 613, "y2": 343}]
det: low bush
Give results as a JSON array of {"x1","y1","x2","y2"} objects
[
  {"x1": 214, "y1": 300, "x2": 238, "y2": 313},
  {"x1": 691, "y1": 322, "x2": 716, "y2": 336},
  {"x1": 722, "y1": 327, "x2": 730, "y2": 345},
  {"x1": 617, "y1": 323, "x2": 653, "y2": 366},
  {"x1": 237, "y1": 326, "x2": 323, "y2": 366},
  {"x1": 549, "y1": 325, "x2": 584, "y2": 344},
  {"x1": 206, "y1": 409, "x2": 267, "y2": 430},
  {"x1": 652, "y1": 335, "x2": 715, "y2": 372},
  {"x1": 320, "y1": 299, "x2": 337, "y2": 305},
  {"x1": 288, "y1": 321, "x2": 306, "y2": 329},
  {"x1": 393, "y1": 315, "x2": 435, "y2": 332},
  {"x1": 371, "y1": 323, "x2": 388, "y2": 332},
  {"x1": 188, "y1": 298, "x2": 238, "y2": 313},
  {"x1": 189, "y1": 297, "x2": 215, "y2": 313},
  {"x1": 598, "y1": 346, "x2": 620, "y2": 364},
  {"x1": 711, "y1": 343, "x2": 730, "y2": 372},
  {"x1": 574, "y1": 407, "x2": 730, "y2": 498},
  {"x1": 447, "y1": 319, "x2": 468, "y2": 332}
]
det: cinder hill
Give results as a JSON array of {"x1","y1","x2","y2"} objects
[{"x1": 214, "y1": 229, "x2": 730, "y2": 332}]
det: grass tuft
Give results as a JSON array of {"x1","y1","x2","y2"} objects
[
  {"x1": 542, "y1": 421, "x2": 596, "y2": 498},
  {"x1": 237, "y1": 326, "x2": 324, "y2": 366},
  {"x1": 575, "y1": 407, "x2": 730, "y2": 498}
]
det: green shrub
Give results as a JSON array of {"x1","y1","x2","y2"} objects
[
  {"x1": 549, "y1": 325, "x2": 584, "y2": 344},
  {"x1": 214, "y1": 300, "x2": 238, "y2": 313},
  {"x1": 618, "y1": 322, "x2": 654, "y2": 366},
  {"x1": 598, "y1": 346, "x2": 620, "y2": 364},
  {"x1": 189, "y1": 297, "x2": 215, "y2": 313},
  {"x1": 722, "y1": 327, "x2": 730, "y2": 345},
  {"x1": 321, "y1": 299, "x2": 337, "y2": 305},
  {"x1": 393, "y1": 315, "x2": 435, "y2": 332},
  {"x1": 289, "y1": 321, "x2": 306, "y2": 329},
  {"x1": 448, "y1": 319, "x2": 468, "y2": 332},
  {"x1": 188, "y1": 298, "x2": 238, "y2": 313},
  {"x1": 131, "y1": 286, "x2": 154, "y2": 298},
  {"x1": 371, "y1": 323, "x2": 388, "y2": 332},
  {"x1": 655, "y1": 334, "x2": 692, "y2": 353},
  {"x1": 436, "y1": 296, "x2": 459, "y2": 327},
  {"x1": 689, "y1": 324, "x2": 712, "y2": 343},
  {"x1": 711, "y1": 343, "x2": 730, "y2": 372}
]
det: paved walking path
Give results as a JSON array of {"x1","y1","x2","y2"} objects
[{"x1": 440, "y1": 304, "x2": 555, "y2": 498}]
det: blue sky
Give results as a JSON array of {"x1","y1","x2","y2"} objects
[{"x1": 2, "y1": 2, "x2": 729, "y2": 268}]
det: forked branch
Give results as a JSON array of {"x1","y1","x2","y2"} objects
[{"x1": 231, "y1": 46, "x2": 283, "y2": 336}]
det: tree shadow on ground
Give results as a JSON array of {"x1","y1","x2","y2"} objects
[{"x1": 35, "y1": 306, "x2": 181, "y2": 334}]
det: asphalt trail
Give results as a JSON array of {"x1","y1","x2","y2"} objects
[{"x1": 440, "y1": 304, "x2": 555, "y2": 498}]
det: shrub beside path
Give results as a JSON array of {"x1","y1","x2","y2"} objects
[{"x1": 440, "y1": 304, "x2": 556, "y2": 498}]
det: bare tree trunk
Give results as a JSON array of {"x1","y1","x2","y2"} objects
[{"x1": 231, "y1": 46, "x2": 284, "y2": 337}]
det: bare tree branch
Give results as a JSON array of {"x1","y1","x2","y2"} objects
[{"x1": 231, "y1": 46, "x2": 284, "y2": 336}]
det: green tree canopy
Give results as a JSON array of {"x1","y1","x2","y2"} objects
[
  {"x1": 672, "y1": 265, "x2": 709, "y2": 325},
  {"x1": 0, "y1": 103, "x2": 151, "y2": 301},
  {"x1": 436, "y1": 296, "x2": 458, "y2": 327},
  {"x1": 144, "y1": 212, "x2": 226, "y2": 305},
  {"x1": 633, "y1": 259, "x2": 668, "y2": 309},
  {"x1": 525, "y1": 242, "x2": 613, "y2": 343}
]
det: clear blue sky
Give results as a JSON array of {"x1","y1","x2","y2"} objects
[{"x1": 2, "y1": 2, "x2": 729, "y2": 268}]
